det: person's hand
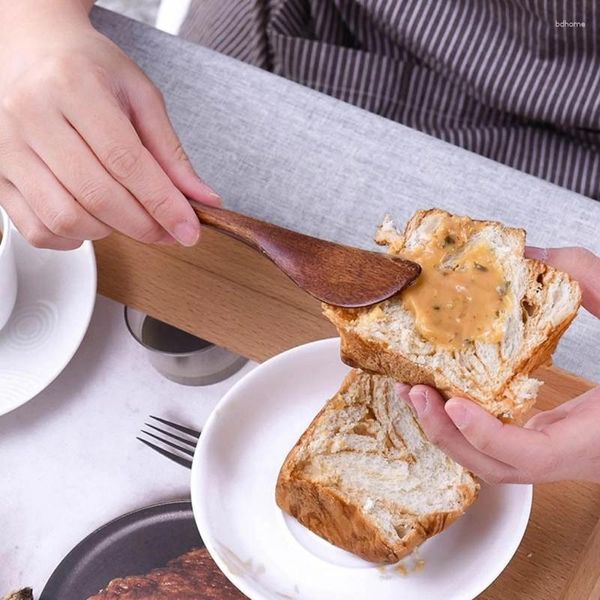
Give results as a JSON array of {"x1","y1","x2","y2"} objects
[
  {"x1": 396, "y1": 247, "x2": 600, "y2": 484},
  {"x1": 0, "y1": 1, "x2": 219, "y2": 250}
]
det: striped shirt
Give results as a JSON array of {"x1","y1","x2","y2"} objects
[{"x1": 181, "y1": 1, "x2": 600, "y2": 200}]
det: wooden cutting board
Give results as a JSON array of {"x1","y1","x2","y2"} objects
[{"x1": 94, "y1": 229, "x2": 600, "y2": 600}]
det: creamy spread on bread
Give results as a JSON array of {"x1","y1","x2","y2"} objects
[{"x1": 396, "y1": 214, "x2": 511, "y2": 349}]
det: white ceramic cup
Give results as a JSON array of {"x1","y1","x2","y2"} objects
[{"x1": 0, "y1": 206, "x2": 18, "y2": 331}]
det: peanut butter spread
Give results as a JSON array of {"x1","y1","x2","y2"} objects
[{"x1": 396, "y1": 215, "x2": 511, "y2": 349}]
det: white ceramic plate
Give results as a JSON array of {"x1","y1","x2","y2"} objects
[
  {"x1": 0, "y1": 225, "x2": 96, "y2": 416},
  {"x1": 192, "y1": 338, "x2": 533, "y2": 600}
]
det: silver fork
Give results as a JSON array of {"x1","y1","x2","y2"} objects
[{"x1": 137, "y1": 415, "x2": 201, "y2": 469}]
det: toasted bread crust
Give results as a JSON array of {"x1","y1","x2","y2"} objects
[{"x1": 275, "y1": 371, "x2": 479, "y2": 563}]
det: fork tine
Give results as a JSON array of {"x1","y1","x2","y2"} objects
[
  {"x1": 149, "y1": 416, "x2": 200, "y2": 438},
  {"x1": 136, "y1": 437, "x2": 193, "y2": 469},
  {"x1": 144, "y1": 423, "x2": 198, "y2": 448},
  {"x1": 141, "y1": 431, "x2": 196, "y2": 457}
]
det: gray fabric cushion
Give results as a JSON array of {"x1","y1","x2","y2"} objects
[{"x1": 91, "y1": 8, "x2": 600, "y2": 383}]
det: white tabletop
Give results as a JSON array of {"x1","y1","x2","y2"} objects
[{"x1": 0, "y1": 295, "x2": 256, "y2": 594}]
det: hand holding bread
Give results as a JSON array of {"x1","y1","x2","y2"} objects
[
  {"x1": 324, "y1": 209, "x2": 582, "y2": 421},
  {"x1": 403, "y1": 247, "x2": 600, "y2": 484}
]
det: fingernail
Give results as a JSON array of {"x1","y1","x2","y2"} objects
[
  {"x1": 173, "y1": 221, "x2": 200, "y2": 246},
  {"x1": 525, "y1": 246, "x2": 549, "y2": 261},
  {"x1": 408, "y1": 388, "x2": 427, "y2": 417},
  {"x1": 196, "y1": 178, "x2": 222, "y2": 207},
  {"x1": 207, "y1": 192, "x2": 223, "y2": 207},
  {"x1": 446, "y1": 401, "x2": 469, "y2": 429}
]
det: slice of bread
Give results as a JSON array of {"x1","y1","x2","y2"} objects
[
  {"x1": 87, "y1": 548, "x2": 245, "y2": 599},
  {"x1": 323, "y1": 209, "x2": 581, "y2": 420},
  {"x1": 276, "y1": 369, "x2": 479, "y2": 563}
]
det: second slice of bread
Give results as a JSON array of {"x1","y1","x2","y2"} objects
[
  {"x1": 323, "y1": 209, "x2": 581, "y2": 420},
  {"x1": 276, "y1": 369, "x2": 479, "y2": 563}
]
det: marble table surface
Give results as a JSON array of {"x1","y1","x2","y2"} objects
[{"x1": 0, "y1": 295, "x2": 257, "y2": 594}]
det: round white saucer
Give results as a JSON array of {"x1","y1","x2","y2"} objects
[
  {"x1": 0, "y1": 225, "x2": 96, "y2": 416},
  {"x1": 192, "y1": 338, "x2": 533, "y2": 600}
]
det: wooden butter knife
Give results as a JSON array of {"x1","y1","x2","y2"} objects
[{"x1": 191, "y1": 204, "x2": 420, "y2": 308}]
